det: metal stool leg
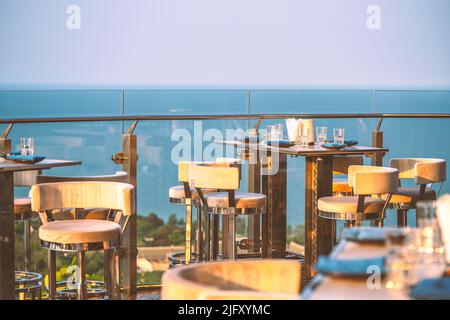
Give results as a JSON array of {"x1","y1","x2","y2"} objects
[
  {"x1": 196, "y1": 205, "x2": 203, "y2": 261},
  {"x1": 104, "y1": 249, "x2": 112, "y2": 298},
  {"x1": 202, "y1": 207, "x2": 210, "y2": 261},
  {"x1": 48, "y1": 250, "x2": 56, "y2": 300},
  {"x1": 24, "y1": 219, "x2": 31, "y2": 271},
  {"x1": 211, "y1": 215, "x2": 220, "y2": 260},
  {"x1": 114, "y1": 249, "x2": 121, "y2": 299},
  {"x1": 261, "y1": 213, "x2": 269, "y2": 258},
  {"x1": 77, "y1": 251, "x2": 87, "y2": 300},
  {"x1": 184, "y1": 199, "x2": 193, "y2": 263},
  {"x1": 228, "y1": 215, "x2": 237, "y2": 260},
  {"x1": 107, "y1": 249, "x2": 120, "y2": 300},
  {"x1": 222, "y1": 215, "x2": 229, "y2": 258},
  {"x1": 397, "y1": 209, "x2": 408, "y2": 227}
]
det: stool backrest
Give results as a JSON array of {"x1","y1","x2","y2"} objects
[
  {"x1": 333, "y1": 156, "x2": 363, "y2": 175},
  {"x1": 189, "y1": 164, "x2": 240, "y2": 190},
  {"x1": 178, "y1": 159, "x2": 241, "y2": 183},
  {"x1": 36, "y1": 171, "x2": 129, "y2": 184},
  {"x1": 215, "y1": 157, "x2": 242, "y2": 180},
  {"x1": 390, "y1": 158, "x2": 446, "y2": 184},
  {"x1": 348, "y1": 165, "x2": 398, "y2": 195},
  {"x1": 161, "y1": 260, "x2": 301, "y2": 300},
  {"x1": 178, "y1": 161, "x2": 202, "y2": 183},
  {"x1": 31, "y1": 181, "x2": 135, "y2": 220}
]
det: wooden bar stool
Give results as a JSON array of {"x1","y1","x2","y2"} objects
[
  {"x1": 31, "y1": 181, "x2": 135, "y2": 300},
  {"x1": 161, "y1": 260, "x2": 301, "y2": 300},
  {"x1": 318, "y1": 165, "x2": 398, "y2": 229},
  {"x1": 168, "y1": 159, "x2": 241, "y2": 264},
  {"x1": 388, "y1": 158, "x2": 446, "y2": 227},
  {"x1": 332, "y1": 156, "x2": 363, "y2": 196},
  {"x1": 189, "y1": 163, "x2": 266, "y2": 260},
  {"x1": 169, "y1": 161, "x2": 214, "y2": 264}
]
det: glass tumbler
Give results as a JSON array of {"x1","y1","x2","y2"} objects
[
  {"x1": 333, "y1": 128, "x2": 345, "y2": 144},
  {"x1": 20, "y1": 137, "x2": 34, "y2": 156}
]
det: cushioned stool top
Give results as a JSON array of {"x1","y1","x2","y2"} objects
[
  {"x1": 169, "y1": 185, "x2": 216, "y2": 200},
  {"x1": 205, "y1": 192, "x2": 266, "y2": 209},
  {"x1": 388, "y1": 186, "x2": 436, "y2": 204},
  {"x1": 318, "y1": 196, "x2": 385, "y2": 214},
  {"x1": 14, "y1": 197, "x2": 32, "y2": 215},
  {"x1": 39, "y1": 220, "x2": 120, "y2": 244}
]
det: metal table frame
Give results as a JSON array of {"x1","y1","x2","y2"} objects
[{"x1": 220, "y1": 141, "x2": 389, "y2": 280}]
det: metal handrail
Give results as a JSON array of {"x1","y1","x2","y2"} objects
[{"x1": 1, "y1": 113, "x2": 450, "y2": 124}]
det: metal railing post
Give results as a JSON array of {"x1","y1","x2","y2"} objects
[
  {"x1": 371, "y1": 117, "x2": 384, "y2": 166},
  {"x1": 112, "y1": 120, "x2": 138, "y2": 299},
  {"x1": 0, "y1": 124, "x2": 13, "y2": 154}
]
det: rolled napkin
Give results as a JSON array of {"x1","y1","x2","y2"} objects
[
  {"x1": 410, "y1": 277, "x2": 450, "y2": 300},
  {"x1": 286, "y1": 118, "x2": 302, "y2": 143},
  {"x1": 342, "y1": 227, "x2": 387, "y2": 244},
  {"x1": 436, "y1": 194, "x2": 450, "y2": 264},
  {"x1": 316, "y1": 256, "x2": 386, "y2": 277}
]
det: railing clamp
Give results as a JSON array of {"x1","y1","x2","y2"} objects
[{"x1": 111, "y1": 152, "x2": 129, "y2": 165}]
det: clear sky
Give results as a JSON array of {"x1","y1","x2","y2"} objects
[{"x1": 1, "y1": 0, "x2": 449, "y2": 89}]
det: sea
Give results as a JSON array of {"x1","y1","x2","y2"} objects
[{"x1": 1, "y1": 89, "x2": 450, "y2": 230}]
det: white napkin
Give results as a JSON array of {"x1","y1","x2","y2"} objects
[
  {"x1": 302, "y1": 119, "x2": 315, "y2": 143},
  {"x1": 286, "y1": 118, "x2": 302, "y2": 142},
  {"x1": 436, "y1": 194, "x2": 450, "y2": 264}
]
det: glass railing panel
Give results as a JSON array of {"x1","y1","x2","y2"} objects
[
  {"x1": 127, "y1": 117, "x2": 249, "y2": 284},
  {"x1": 249, "y1": 90, "x2": 374, "y2": 114},
  {"x1": 374, "y1": 90, "x2": 450, "y2": 227},
  {"x1": 374, "y1": 90, "x2": 450, "y2": 113},
  {"x1": 8, "y1": 121, "x2": 123, "y2": 284},
  {"x1": 379, "y1": 118, "x2": 450, "y2": 227},
  {"x1": 0, "y1": 90, "x2": 124, "y2": 287},
  {"x1": 124, "y1": 89, "x2": 249, "y2": 115},
  {"x1": 0, "y1": 90, "x2": 123, "y2": 117}
]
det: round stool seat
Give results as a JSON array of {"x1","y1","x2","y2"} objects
[
  {"x1": 205, "y1": 192, "x2": 266, "y2": 209},
  {"x1": 332, "y1": 179, "x2": 353, "y2": 194},
  {"x1": 388, "y1": 186, "x2": 436, "y2": 204},
  {"x1": 14, "y1": 197, "x2": 32, "y2": 215},
  {"x1": 169, "y1": 185, "x2": 216, "y2": 200},
  {"x1": 39, "y1": 220, "x2": 120, "y2": 244},
  {"x1": 318, "y1": 196, "x2": 385, "y2": 214}
]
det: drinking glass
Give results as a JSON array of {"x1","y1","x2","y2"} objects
[
  {"x1": 316, "y1": 127, "x2": 328, "y2": 144},
  {"x1": 20, "y1": 137, "x2": 34, "y2": 156},
  {"x1": 416, "y1": 201, "x2": 437, "y2": 228},
  {"x1": 299, "y1": 128, "x2": 310, "y2": 148},
  {"x1": 385, "y1": 228, "x2": 413, "y2": 290},
  {"x1": 266, "y1": 125, "x2": 283, "y2": 141},
  {"x1": 333, "y1": 128, "x2": 345, "y2": 144},
  {"x1": 405, "y1": 227, "x2": 446, "y2": 288},
  {"x1": 275, "y1": 123, "x2": 284, "y2": 135}
]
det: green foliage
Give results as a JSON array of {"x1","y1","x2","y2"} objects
[
  {"x1": 287, "y1": 224, "x2": 305, "y2": 245},
  {"x1": 15, "y1": 213, "x2": 305, "y2": 287},
  {"x1": 137, "y1": 213, "x2": 185, "y2": 247},
  {"x1": 138, "y1": 271, "x2": 164, "y2": 284},
  {"x1": 15, "y1": 213, "x2": 186, "y2": 287}
]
